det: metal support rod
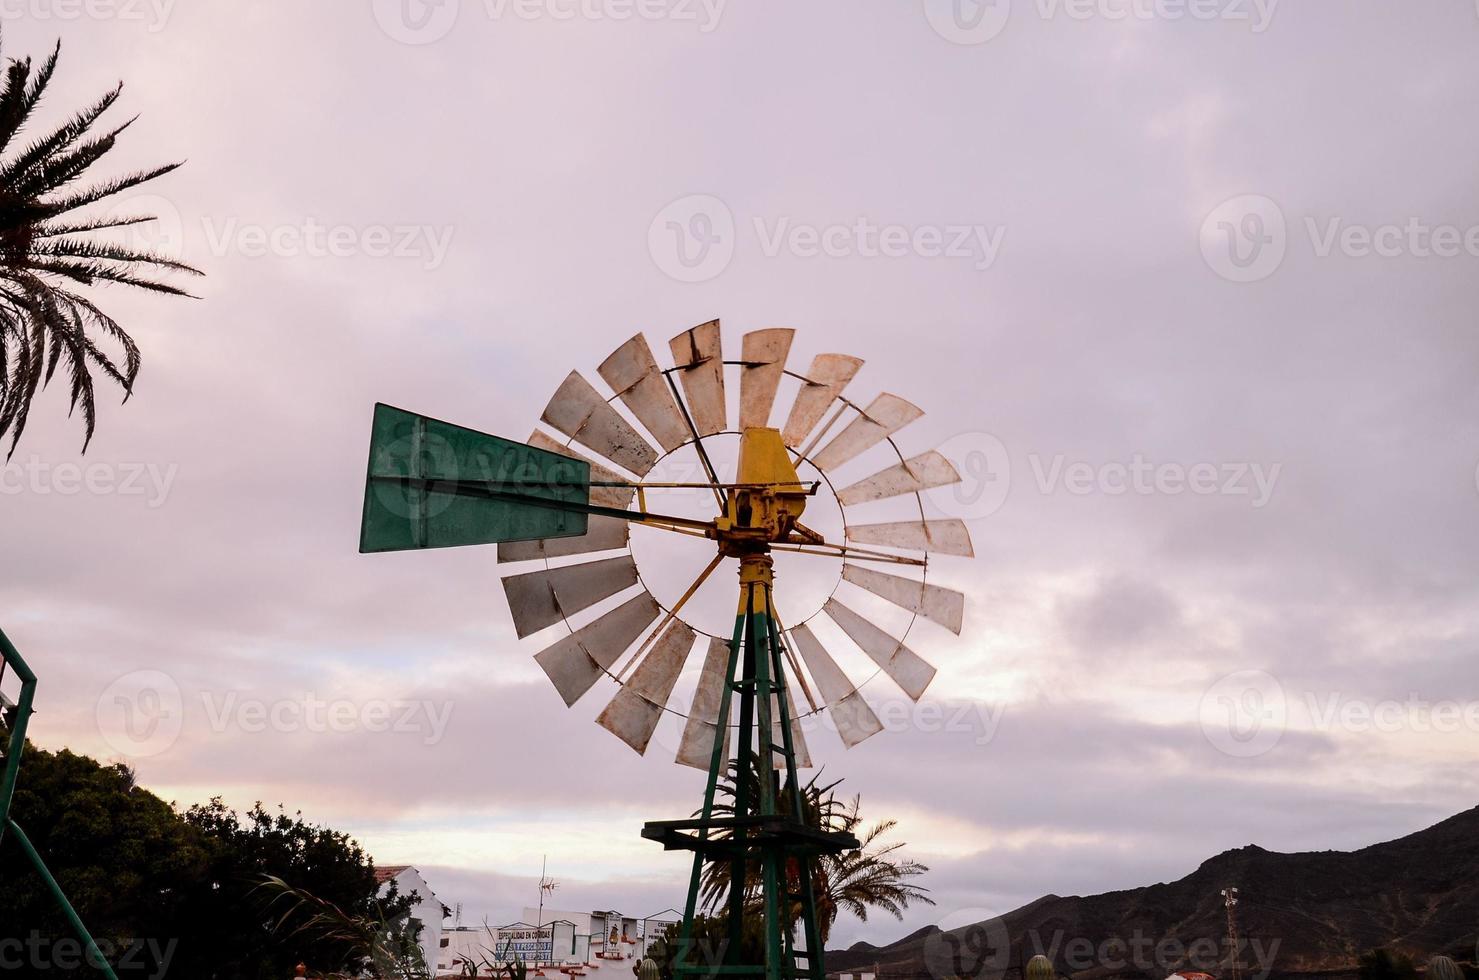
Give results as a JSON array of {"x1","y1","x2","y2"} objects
[
  {"x1": 663, "y1": 370, "x2": 728, "y2": 512},
  {"x1": 0, "y1": 627, "x2": 37, "y2": 841},
  {"x1": 7, "y1": 820, "x2": 122, "y2": 980}
]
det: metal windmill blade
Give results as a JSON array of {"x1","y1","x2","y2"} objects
[
  {"x1": 534, "y1": 591, "x2": 662, "y2": 707},
  {"x1": 668, "y1": 320, "x2": 726, "y2": 436},
  {"x1": 541, "y1": 371, "x2": 659, "y2": 477},
  {"x1": 501, "y1": 555, "x2": 640, "y2": 639},
  {"x1": 835, "y1": 450, "x2": 962, "y2": 506},
  {"x1": 810, "y1": 392, "x2": 924, "y2": 471},
  {"x1": 598, "y1": 333, "x2": 691, "y2": 454},
  {"x1": 675, "y1": 637, "x2": 732, "y2": 770},
  {"x1": 841, "y1": 563, "x2": 965, "y2": 634},
  {"x1": 788, "y1": 623, "x2": 883, "y2": 748},
  {"x1": 847, "y1": 518, "x2": 974, "y2": 557},
  {"x1": 738, "y1": 328, "x2": 795, "y2": 429},
  {"x1": 596, "y1": 619, "x2": 698, "y2": 754},
  {"x1": 823, "y1": 597, "x2": 937, "y2": 702},
  {"x1": 782, "y1": 353, "x2": 864, "y2": 449}
]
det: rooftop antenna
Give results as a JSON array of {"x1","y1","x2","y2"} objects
[{"x1": 359, "y1": 321, "x2": 975, "y2": 980}]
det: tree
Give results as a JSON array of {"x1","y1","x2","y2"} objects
[
  {"x1": 0, "y1": 743, "x2": 411, "y2": 978},
  {"x1": 0, "y1": 36, "x2": 200, "y2": 456},
  {"x1": 697, "y1": 762, "x2": 933, "y2": 944}
]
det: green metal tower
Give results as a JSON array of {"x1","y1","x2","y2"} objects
[
  {"x1": 1, "y1": 628, "x2": 121, "y2": 980},
  {"x1": 642, "y1": 552, "x2": 859, "y2": 980}
]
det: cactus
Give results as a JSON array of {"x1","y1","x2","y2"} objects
[
  {"x1": 639, "y1": 957, "x2": 661, "y2": 980},
  {"x1": 509, "y1": 958, "x2": 530, "y2": 980},
  {"x1": 1026, "y1": 954, "x2": 1056, "y2": 980},
  {"x1": 1427, "y1": 956, "x2": 1463, "y2": 980}
]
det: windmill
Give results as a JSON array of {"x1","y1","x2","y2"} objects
[{"x1": 359, "y1": 321, "x2": 973, "y2": 980}]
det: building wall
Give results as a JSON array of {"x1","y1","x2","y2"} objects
[{"x1": 382, "y1": 867, "x2": 444, "y2": 972}]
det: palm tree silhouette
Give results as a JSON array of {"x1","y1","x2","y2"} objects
[
  {"x1": 698, "y1": 761, "x2": 934, "y2": 944},
  {"x1": 0, "y1": 37, "x2": 200, "y2": 455}
]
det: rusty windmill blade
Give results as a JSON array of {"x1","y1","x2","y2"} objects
[
  {"x1": 668, "y1": 320, "x2": 726, "y2": 437},
  {"x1": 781, "y1": 353, "x2": 864, "y2": 450},
  {"x1": 541, "y1": 371, "x2": 659, "y2": 477},
  {"x1": 534, "y1": 592, "x2": 663, "y2": 707},
  {"x1": 835, "y1": 450, "x2": 962, "y2": 506},
  {"x1": 823, "y1": 597, "x2": 937, "y2": 702},
  {"x1": 841, "y1": 563, "x2": 965, "y2": 635},
  {"x1": 846, "y1": 518, "x2": 974, "y2": 557},
  {"x1": 738, "y1": 328, "x2": 795, "y2": 429},
  {"x1": 811, "y1": 393, "x2": 924, "y2": 472},
  {"x1": 598, "y1": 333, "x2": 691, "y2": 454},
  {"x1": 596, "y1": 619, "x2": 698, "y2": 755},
  {"x1": 788, "y1": 623, "x2": 884, "y2": 748},
  {"x1": 501, "y1": 555, "x2": 640, "y2": 639}
]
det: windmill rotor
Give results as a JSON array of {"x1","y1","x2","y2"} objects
[{"x1": 462, "y1": 321, "x2": 974, "y2": 762}]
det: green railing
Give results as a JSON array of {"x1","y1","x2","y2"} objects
[{"x1": 1, "y1": 626, "x2": 121, "y2": 980}]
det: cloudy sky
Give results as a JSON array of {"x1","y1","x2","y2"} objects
[{"x1": 4, "y1": 0, "x2": 1479, "y2": 950}]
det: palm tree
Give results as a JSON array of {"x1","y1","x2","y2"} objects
[
  {"x1": 698, "y1": 762, "x2": 934, "y2": 944},
  {"x1": 0, "y1": 36, "x2": 200, "y2": 456}
]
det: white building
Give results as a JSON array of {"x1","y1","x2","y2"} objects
[
  {"x1": 374, "y1": 865, "x2": 446, "y2": 972},
  {"x1": 433, "y1": 904, "x2": 681, "y2": 975}
]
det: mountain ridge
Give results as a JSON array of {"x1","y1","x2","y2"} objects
[{"x1": 826, "y1": 806, "x2": 1479, "y2": 980}]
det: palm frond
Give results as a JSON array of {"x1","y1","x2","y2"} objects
[{"x1": 0, "y1": 40, "x2": 195, "y2": 453}]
